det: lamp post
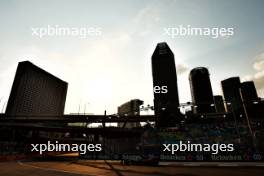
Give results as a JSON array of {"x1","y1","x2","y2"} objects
[
  {"x1": 193, "y1": 105, "x2": 198, "y2": 114},
  {"x1": 84, "y1": 103, "x2": 86, "y2": 115},
  {"x1": 239, "y1": 90, "x2": 255, "y2": 140},
  {"x1": 226, "y1": 101, "x2": 241, "y2": 142},
  {"x1": 83, "y1": 102, "x2": 90, "y2": 115},
  {"x1": 78, "y1": 100, "x2": 81, "y2": 115}
]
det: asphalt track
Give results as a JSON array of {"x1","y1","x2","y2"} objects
[{"x1": 0, "y1": 160, "x2": 264, "y2": 176}]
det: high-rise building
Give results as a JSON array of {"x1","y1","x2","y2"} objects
[
  {"x1": 189, "y1": 67, "x2": 215, "y2": 114},
  {"x1": 221, "y1": 77, "x2": 243, "y2": 116},
  {"x1": 117, "y1": 99, "x2": 143, "y2": 128},
  {"x1": 240, "y1": 81, "x2": 259, "y2": 119},
  {"x1": 5, "y1": 61, "x2": 68, "y2": 117},
  {"x1": 240, "y1": 81, "x2": 258, "y2": 103},
  {"x1": 151, "y1": 42, "x2": 181, "y2": 126},
  {"x1": 214, "y1": 95, "x2": 225, "y2": 113}
]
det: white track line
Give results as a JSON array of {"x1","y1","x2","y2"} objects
[
  {"x1": 159, "y1": 162, "x2": 264, "y2": 167},
  {"x1": 183, "y1": 163, "x2": 201, "y2": 166},
  {"x1": 218, "y1": 164, "x2": 238, "y2": 167},
  {"x1": 256, "y1": 164, "x2": 264, "y2": 167},
  {"x1": 17, "y1": 161, "x2": 102, "y2": 176}
]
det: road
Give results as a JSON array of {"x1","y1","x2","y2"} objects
[{"x1": 0, "y1": 160, "x2": 264, "y2": 176}]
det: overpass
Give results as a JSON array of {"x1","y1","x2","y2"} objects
[
  {"x1": 0, "y1": 114, "x2": 155, "y2": 137},
  {"x1": 0, "y1": 114, "x2": 155, "y2": 123}
]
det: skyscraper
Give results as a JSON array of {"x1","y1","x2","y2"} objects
[
  {"x1": 5, "y1": 61, "x2": 68, "y2": 117},
  {"x1": 214, "y1": 95, "x2": 225, "y2": 113},
  {"x1": 221, "y1": 77, "x2": 243, "y2": 116},
  {"x1": 240, "y1": 81, "x2": 258, "y2": 103},
  {"x1": 240, "y1": 81, "x2": 259, "y2": 119},
  {"x1": 151, "y1": 42, "x2": 181, "y2": 127},
  {"x1": 189, "y1": 67, "x2": 215, "y2": 114}
]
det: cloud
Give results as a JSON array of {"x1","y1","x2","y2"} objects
[
  {"x1": 253, "y1": 53, "x2": 264, "y2": 71},
  {"x1": 176, "y1": 63, "x2": 189, "y2": 75},
  {"x1": 243, "y1": 53, "x2": 264, "y2": 97},
  {"x1": 123, "y1": 6, "x2": 161, "y2": 38}
]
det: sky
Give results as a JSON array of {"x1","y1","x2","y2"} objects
[{"x1": 0, "y1": 0, "x2": 264, "y2": 114}]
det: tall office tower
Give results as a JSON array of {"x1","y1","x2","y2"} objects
[
  {"x1": 240, "y1": 81, "x2": 259, "y2": 118},
  {"x1": 5, "y1": 61, "x2": 68, "y2": 117},
  {"x1": 189, "y1": 67, "x2": 215, "y2": 114},
  {"x1": 240, "y1": 81, "x2": 258, "y2": 103},
  {"x1": 221, "y1": 77, "x2": 243, "y2": 116},
  {"x1": 214, "y1": 95, "x2": 225, "y2": 113},
  {"x1": 151, "y1": 42, "x2": 181, "y2": 127}
]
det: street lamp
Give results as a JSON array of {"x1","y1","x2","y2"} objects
[
  {"x1": 84, "y1": 103, "x2": 86, "y2": 115},
  {"x1": 225, "y1": 101, "x2": 241, "y2": 141},
  {"x1": 193, "y1": 105, "x2": 198, "y2": 114},
  {"x1": 239, "y1": 90, "x2": 254, "y2": 138},
  {"x1": 239, "y1": 91, "x2": 257, "y2": 150}
]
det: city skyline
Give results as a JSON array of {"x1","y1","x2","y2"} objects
[
  {"x1": 0, "y1": 0, "x2": 264, "y2": 114},
  {"x1": 2, "y1": 52, "x2": 262, "y2": 116}
]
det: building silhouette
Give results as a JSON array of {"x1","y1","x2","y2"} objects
[
  {"x1": 221, "y1": 77, "x2": 243, "y2": 117},
  {"x1": 240, "y1": 81, "x2": 259, "y2": 119},
  {"x1": 240, "y1": 81, "x2": 258, "y2": 103},
  {"x1": 117, "y1": 99, "x2": 143, "y2": 128},
  {"x1": 5, "y1": 61, "x2": 68, "y2": 117},
  {"x1": 214, "y1": 95, "x2": 225, "y2": 113},
  {"x1": 151, "y1": 42, "x2": 181, "y2": 127},
  {"x1": 189, "y1": 67, "x2": 215, "y2": 114}
]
